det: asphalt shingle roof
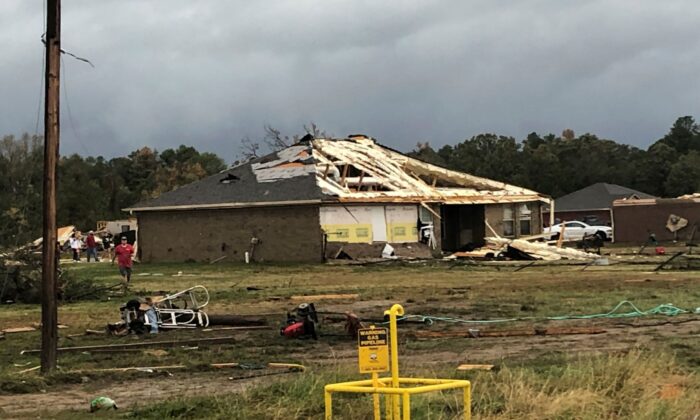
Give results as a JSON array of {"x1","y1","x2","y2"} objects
[
  {"x1": 555, "y1": 183, "x2": 656, "y2": 211},
  {"x1": 126, "y1": 145, "x2": 323, "y2": 210}
]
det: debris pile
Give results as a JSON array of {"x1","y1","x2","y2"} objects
[{"x1": 485, "y1": 237, "x2": 603, "y2": 261}]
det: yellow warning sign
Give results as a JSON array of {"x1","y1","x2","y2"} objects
[{"x1": 357, "y1": 327, "x2": 389, "y2": 373}]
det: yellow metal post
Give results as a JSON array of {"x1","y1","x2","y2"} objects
[
  {"x1": 325, "y1": 390, "x2": 332, "y2": 420},
  {"x1": 386, "y1": 304, "x2": 404, "y2": 419},
  {"x1": 402, "y1": 393, "x2": 411, "y2": 420},
  {"x1": 372, "y1": 372, "x2": 381, "y2": 420},
  {"x1": 385, "y1": 394, "x2": 391, "y2": 420},
  {"x1": 464, "y1": 383, "x2": 471, "y2": 420}
]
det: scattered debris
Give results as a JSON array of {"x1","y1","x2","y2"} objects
[
  {"x1": 110, "y1": 286, "x2": 267, "y2": 335},
  {"x1": 90, "y1": 396, "x2": 118, "y2": 412},
  {"x1": 281, "y1": 303, "x2": 318, "y2": 339},
  {"x1": 485, "y1": 237, "x2": 603, "y2": 261}
]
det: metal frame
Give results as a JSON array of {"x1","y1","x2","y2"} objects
[{"x1": 324, "y1": 304, "x2": 471, "y2": 420}]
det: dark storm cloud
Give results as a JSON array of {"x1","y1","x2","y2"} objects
[{"x1": 2, "y1": 1, "x2": 699, "y2": 162}]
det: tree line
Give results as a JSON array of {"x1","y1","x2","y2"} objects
[
  {"x1": 1, "y1": 116, "x2": 699, "y2": 249},
  {"x1": 408, "y1": 116, "x2": 700, "y2": 199},
  {"x1": 0, "y1": 137, "x2": 225, "y2": 248}
]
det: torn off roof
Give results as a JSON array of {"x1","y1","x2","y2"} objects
[{"x1": 126, "y1": 136, "x2": 547, "y2": 212}]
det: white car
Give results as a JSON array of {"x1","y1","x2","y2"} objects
[{"x1": 543, "y1": 221, "x2": 613, "y2": 241}]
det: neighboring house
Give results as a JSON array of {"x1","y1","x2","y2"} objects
[
  {"x1": 125, "y1": 135, "x2": 550, "y2": 262},
  {"x1": 613, "y1": 194, "x2": 700, "y2": 243},
  {"x1": 546, "y1": 183, "x2": 655, "y2": 227}
]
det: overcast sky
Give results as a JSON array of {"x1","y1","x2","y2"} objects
[{"x1": 2, "y1": 1, "x2": 699, "y2": 162}]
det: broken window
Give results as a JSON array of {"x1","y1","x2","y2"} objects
[
  {"x1": 518, "y1": 203, "x2": 532, "y2": 236},
  {"x1": 503, "y1": 206, "x2": 515, "y2": 237}
]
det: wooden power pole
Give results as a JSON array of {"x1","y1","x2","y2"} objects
[{"x1": 41, "y1": 0, "x2": 61, "y2": 374}]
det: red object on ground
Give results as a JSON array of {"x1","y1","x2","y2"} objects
[
  {"x1": 655, "y1": 247, "x2": 666, "y2": 255},
  {"x1": 281, "y1": 322, "x2": 306, "y2": 338}
]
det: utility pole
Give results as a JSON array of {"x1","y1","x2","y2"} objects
[{"x1": 41, "y1": 0, "x2": 61, "y2": 374}]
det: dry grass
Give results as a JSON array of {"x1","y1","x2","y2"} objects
[{"x1": 0, "y1": 261, "x2": 698, "y2": 418}]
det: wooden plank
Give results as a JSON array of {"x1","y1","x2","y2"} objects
[
  {"x1": 290, "y1": 294, "x2": 358, "y2": 301},
  {"x1": 456, "y1": 364, "x2": 494, "y2": 371}
]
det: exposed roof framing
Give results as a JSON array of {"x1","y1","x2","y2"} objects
[{"x1": 312, "y1": 137, "x2": 546, "y2": 204}]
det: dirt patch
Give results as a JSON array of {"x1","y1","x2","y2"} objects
[{"x1": 0, "y1": 371, "x2": 289, "y2": 417}]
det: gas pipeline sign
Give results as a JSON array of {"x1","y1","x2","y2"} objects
[{"x1": 357, "y1": 327, "x2": 389, "y2": 373}]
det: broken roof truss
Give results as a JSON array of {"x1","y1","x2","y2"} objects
[{"x1": 310, "y1": 136, "x2": 547, "y2": 205}]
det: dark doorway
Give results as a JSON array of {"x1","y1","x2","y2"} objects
[{"x1": 440, "y1": 205, "x2": 486, "y2": 252}]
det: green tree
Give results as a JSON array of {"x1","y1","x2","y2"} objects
[{"x1": 664, "y1": 151, "x2": 700, "y2": 197}]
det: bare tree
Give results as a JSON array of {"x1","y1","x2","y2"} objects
[{"x1": 238, "y1": 123, "x2": 331, "y2": 161}]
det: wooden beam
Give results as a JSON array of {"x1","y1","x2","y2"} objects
[
  {"x1": 340, "y1": 164, "x2": 349, "y2": 186},
  {"x1": 420, "y1": 202, "x2": 441, "y2": 220}
]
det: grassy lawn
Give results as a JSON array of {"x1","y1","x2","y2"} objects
[{"x1": 0, "y1": 260, "x2": 698, "y2": 418}]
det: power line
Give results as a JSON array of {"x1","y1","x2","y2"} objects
[
  {"x1": 61, "y1": 56, "x2": 90, "y2": 155},
  {"x1": 33, "y1": 0, "x2": 47, "y2": 136}
]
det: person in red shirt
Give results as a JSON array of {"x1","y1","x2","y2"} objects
[
  {"x1": 112, "y1": 236, "x2": 134, "y2": 289},
  {"x1": 85, "y1": 231, "x2": 99, "y2": 262}
]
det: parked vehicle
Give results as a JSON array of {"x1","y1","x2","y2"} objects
[{"x1": 543, "y1": 221, "x2": 613, "y2": 241}]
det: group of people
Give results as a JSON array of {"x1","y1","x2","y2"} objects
[
  {"x1": 68, "y1": 231, "x2": 108, "y2": 262},
  {"x1": 66, "y1": 231, "x2": 135, "y2": 289}
]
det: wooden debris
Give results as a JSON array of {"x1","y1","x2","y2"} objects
[
  {"x1": 202, "y1": 326, "x2": 271, "y2": 332},
  {"x1": 20, "y1": 335, "x2": 238, "y2": 355},
  {"x1": 485, "y1": 237, "x2": 601, "y2": 261},
  {"x1": 58, "y1": 361, "x2": 306, "y2": 375},
  {"x1": 456, "y1": 364, "x2": 495, "y2": 371},
  {"x1": 18, "y1": 365, "x2": 40, "y2": 374},
  {"x1": 210, "y1": 255, "x2": 227, "y2": 264},
  {"x1": 291, "y1": 294, "x2": 359, "y2": 301},
  {"x1": 2, "y1": 327, "x2": 37, "y2": 334}
]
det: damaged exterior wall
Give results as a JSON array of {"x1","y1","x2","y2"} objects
[
  {"x1": 136, "y1": 206, "x2": 323, "y2": 263},
  {"x1": 613, "y1": 198, "x2": 700, "y2": 243},
  {"x1": 484, "y1": 202, "x2": 542, "y2": 238}
]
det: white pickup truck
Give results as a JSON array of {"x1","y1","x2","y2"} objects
[{"x1": 543, "y1": 221, "x2": 613, "y2": 241}]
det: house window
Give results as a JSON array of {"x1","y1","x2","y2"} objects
[
  {"x1": 519, "y1": 203, "x2": 532, "y2": 236},
  {"x1": 419, "y1": 206, "x2": 433, "y2": 224},
  {"x1": 356, "y1": 227, "x2": 369, "y2": 238},
  {"x1": 503, "y1": 206, "x2": 515, "y2": 237},
  {"x1": 334, "y1": 229, "x2": 350, "y2": 240},
  {"x1": 393, "y1": 226, "x2": 406, "y2": 236}
]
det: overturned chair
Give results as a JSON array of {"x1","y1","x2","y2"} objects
[{"x1": 121, "y1": 285, "x2": 210, "y2": 333}]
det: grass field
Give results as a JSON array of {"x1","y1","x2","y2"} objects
[{"x1": 0, "y1": 260, "x2": 699, "y2": 419}]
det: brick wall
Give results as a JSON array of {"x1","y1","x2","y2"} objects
[{"x1": 136, "y1": 205, "x2": 323, "y2": 263}]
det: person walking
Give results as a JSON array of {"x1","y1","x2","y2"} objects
[
  {"x1": 112, "y1": 236, "x2": 134, "y2": 290},
  {"x1": 69, "y1": 233, "x2": 82, "y2": 262},
  {"x1": 85, "y1": 231, "x2": 99, "y2": 262}
]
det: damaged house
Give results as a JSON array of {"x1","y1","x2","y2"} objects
[{"x1": 125, "y1": 135, "x2": 550, "y2": 262}]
